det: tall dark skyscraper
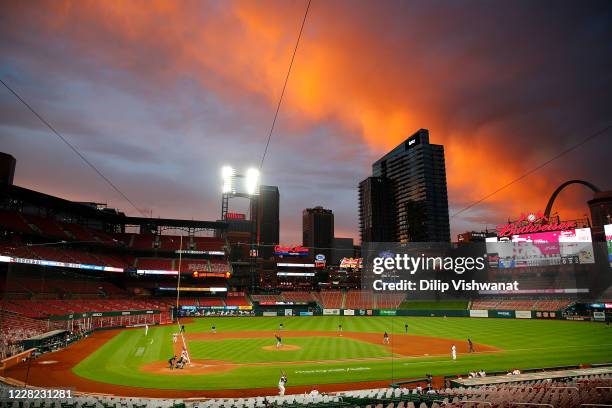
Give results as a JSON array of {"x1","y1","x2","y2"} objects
[
  {"x1": 302, "y1": 206, "x2": 334, "y2": 260},
  {"x1": 251, "y1": 185, "x2": 279, "y2": 258},
  {"x1": 359, "y1": 129, "x2": 450, "y2": 243},
  {"x1": 358, "y1": 177, "x2": 396, "y2": 242}
]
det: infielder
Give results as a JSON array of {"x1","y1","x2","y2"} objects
[
  {"x1": 383, "y1": 331, "x2": 390, "y2": 344},
  {"x1": 451, "y1": 344, "x2": 457, "y2": 360},
  {"x1": 173, "y1": 333, "x2": 178, "y2": 344}
]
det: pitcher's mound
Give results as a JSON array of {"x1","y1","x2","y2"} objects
[{"x1": 261, "y1": 345, "x2": 301, "y2": 351}]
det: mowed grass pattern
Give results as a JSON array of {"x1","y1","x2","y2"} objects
[
  {"x1": 189, "y1": 337, "x2": 392, "y2": 363},
  {"x1": 72, "y1": 316, "x2": 612, "y2": 391}
]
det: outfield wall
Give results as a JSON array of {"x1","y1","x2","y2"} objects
[{"x1": 252, "y1": 306, "x2": 564, "y2": 319}]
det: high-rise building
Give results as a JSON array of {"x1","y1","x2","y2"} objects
[
  {"x1": 0, "y1": 152, "x2": 16, "y2": 185},
  {"x1": 302, "y1": 206, "x2": 334, "y2": 260},
  {"x1": 331, "y1": 237, "x2": 355, "y2": 265},
  {"x1": 359, "y1": 129, "x2": 450, "y2": 243},
  {"x1": 251, "y1": 185, "x2": 279, "y2": 258},
  {"x1": 358, "y1": 176, "x2": 396, "y2": 242}
]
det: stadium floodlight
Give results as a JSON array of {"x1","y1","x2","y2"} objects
[
  {"x1": 245, "y1": 167, "x2": 260, "y2": 195},
  {"x1": 221, "y1": 166, "x2": 235, "y2": 193}
]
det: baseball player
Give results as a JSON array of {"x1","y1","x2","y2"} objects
[
  {"x1": 467, "y1": 338, "x2": 474, "y2": 353},
  {"x1": 451, "y1": 344, "x2": 457, "y2": 360},
  {"x1": 275, "y1": 334, "x2": 282, "y2": 349},
  {"x1": 173, "y1": 333, "x2": 178, "y2": 344},
  {"x1": 338, "y1": 324, "x2": 343, "y2": 336},
  {"x1": 278, "y1": 371, "x2": 288, "y2": 396},
  {"x1": 279, "y1": 323, "x2": 284, "y2": 331},
  {"x1": 404, "y1": 323, "x2": 409, "y2": 334},
  {"x1": 383, "y1": 331, "x2": 389, "y2": 344},
  {"x1": 181, "y1": 347, "x2": 190, "y2": 364},
  {"x1": 144, "y1": 324, "x2": 149, "y2": 336},
  {"x1": 211, "y1": 325, "x2": 217, "y2": 334}
]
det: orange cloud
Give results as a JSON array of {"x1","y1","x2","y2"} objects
[{"x1": 2, "y1": 0, "x2": 607, "y2": 231}]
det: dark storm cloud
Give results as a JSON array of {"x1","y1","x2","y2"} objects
[{"x1": 0, "y1": 0, "x2": 610, "y2": 242}]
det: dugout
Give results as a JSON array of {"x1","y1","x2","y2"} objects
[{"x1": 21, "y1": 329, "x2": 70, "y2": 351}]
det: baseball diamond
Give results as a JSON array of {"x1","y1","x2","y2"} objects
[{"x1": 3, "y1": 316, "x2": 610, "y2": 398}]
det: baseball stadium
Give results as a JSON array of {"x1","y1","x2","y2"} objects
[
  {"x1": 1, "y1": 172, "x2": 611, "y2": 407},
  {"x1": 2, "y1": 1, "x2": 612, "y2": 406}
]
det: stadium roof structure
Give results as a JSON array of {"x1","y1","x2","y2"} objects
[{"x1": 0, "y1": 184, "x2": 228, "y2": 231}]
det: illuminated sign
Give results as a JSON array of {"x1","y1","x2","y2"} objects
[
  {"x1": 176, "y1": 250, "x2": 224, "y2": 256},
  {"x1": 158, "y1": 287, "x2": 227, "y2": 292},
  {"x1": 273, "y1": 245, "x2": 309, "y2": 256},
  {"x1": 225, "y1": 212, "x2": 246, "y2": 220},
  {"x1": 405, "y1": 133, "x2": 421, "y2": 149},
  {"x1": 276, "y1": 263, "x2": 315, "y2": 268},
  {"x1": 137, "y1": 270, "x2": 178, "y2": 275},
  {"x1": 192, "y1": 271, "x2": 231, "y2": 278},
  {"x1": 315, "y1": 253, "x2": 326, "y2": 268},
  {"x1": 496, "y1": 212, "x2": 577, "y2": 237},
  {"x1": 486, "y1": 228, "x2": 595, "y2": 268},
  {"x1": 339, "y1": 257, "x2": 362, "y2": 269},
  {"x1": 605, "y1": 224, "x2": 612, "y2": 267},
  {"x1": 0, "y1": 255, "x2": 124, "y2": 273},
  {"x1": 276, "y1": 272, "x2": 316, "y2": 277}
]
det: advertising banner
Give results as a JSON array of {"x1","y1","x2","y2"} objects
[
  {"x1": 299, "y1": 311, "x2": 314, "y2": 316},
  {"x1": 515, "y1": 310, "x2": 532, "y2": 319},
  {"x1": 262, "y1": 311, "x2": 278, "y2": 317},
  {"x1": 379, "y1": 309, "x2": 397, "y2": 316},
  {"x1": 323, "y1": 308, "x2": 340, "y2": 315},
  {"x1": 469, "y1": 309, "x2": 488, "y2": 318},
  {"x1": 343, "y1": 309, "x2": 355, "y2": 316},
  {"x1": 493, "y1": 310, "x2": 515, "y2": 318},
  {"x1": 284, "y1": 309, "x2": 293, "y2": 316},
  {"x1": 605, "y1": 224, "x2": 612, "y2": 267},
  {"x1": 593, "y1": 311, "x2": 606, "y2": 321}
]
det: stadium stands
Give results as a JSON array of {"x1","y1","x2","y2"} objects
[
  {"x1": 471, "y1": 298, "x2": 573, "y2": 311},
  {"x1": 281, "y1": 291, "x2": 317, "y2": 303},
  {"x1": 22, "y1": 214, "x2": 69, "y2": 239},
  {"x1": 250, "y1": 294, "x2": 283, "y2": 303},
  {"x1": 136, "y1": 258, "x2": 175, "y2": 270},
  {"x1": 0, "y1": 373, "x2": 608, "y2": 407},
  {"x1": 0, "y1": 209, "x2": 34, "y2": 234},
  {"x1": 344, "y1": 290, "x2": 375, "y2": 309},
  {"x1": 224, "y1": 296, "x2": 251, "y2": 307},
  {"x1": 317, "y1": 291, "x2": 344, "y2": 308},
  {"x1": 0, "y1": 310, "x2": 55, "y2": 359}
]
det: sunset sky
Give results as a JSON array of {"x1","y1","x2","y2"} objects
[{"x1": 1, "y1": 0, "x2": 611, "y2": 243}]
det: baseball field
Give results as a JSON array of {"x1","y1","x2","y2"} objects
[{"x1": 6, "y1": 316, "x2": 611, "y2": 397}]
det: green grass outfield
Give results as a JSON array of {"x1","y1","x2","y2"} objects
[{"x1": 73, "y1": 316, "x2": 612, "y2": 391}]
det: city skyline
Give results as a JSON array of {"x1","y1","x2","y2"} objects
[{"x1": 1, "y1": 1, "x2": 611, "y2": 243}]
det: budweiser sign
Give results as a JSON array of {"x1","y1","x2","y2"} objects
[{"x1": 496, "y1": 211, "x2": 576, "y2": 237}]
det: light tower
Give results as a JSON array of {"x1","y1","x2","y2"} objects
[{"x1": 220, "y1": 166, "x2": 260, "y2": 221}]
